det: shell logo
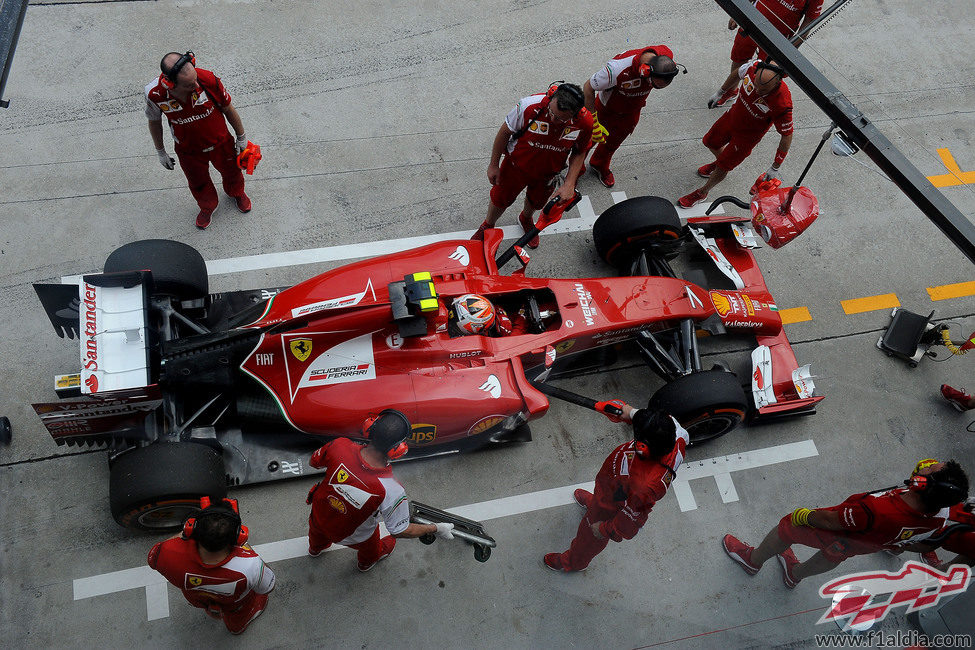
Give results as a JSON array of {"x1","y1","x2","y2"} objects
[
  {"x1": 710, "y1": 291, "x2": 732, "y2": 317},
  {"x1": 327, "y1": 495, "x2": 347, "y2": 514}
]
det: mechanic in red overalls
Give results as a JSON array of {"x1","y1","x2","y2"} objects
[
  {"x1": 708, "y1": 0, "x2": 823, "y2": 109},
  {"x1": 678, "y1": 60, "x2": 793, "y2": 208},
  {"x1": 723, "y1": 458, "x2": 970, "y2": 588},
  {"x1": 544, "y1": 404, "x2": 690, "y2": 572},
  {"x1": 146, "y1": 51, "x2": 251, "y2": 229},
  {"x1": 147, "y1": 497, "x2": 275, "y2": 634},
  {"x1": 582, "y1": 45, "x2": 681, "y2": 188},
  {"x1": 305, "y1": 409, "x2": 454, "y2": 571},
  {"x1": 472, "y1": 84, "x2": 593, "y2": 248}
]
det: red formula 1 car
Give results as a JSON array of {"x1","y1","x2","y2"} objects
[{"x1": 32, "y1": 188, "x2": 821, "y2": 530}]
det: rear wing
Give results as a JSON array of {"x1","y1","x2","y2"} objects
[
  {"x1": 32, "y1": 386, "x2": 162, "y2": 448},
  {"x1": 35, "y1": 271, "x2": 154, "y2": 394}
]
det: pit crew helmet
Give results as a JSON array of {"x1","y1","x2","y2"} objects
[
  {"x1": 364, "y1": 409, "x2": 412, "y2": 460},
  {"x1": 452, "y1": 294, "x2": 496, "y2": 335}
]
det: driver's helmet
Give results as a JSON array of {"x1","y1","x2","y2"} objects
[{"x1": 452, "y1": 294, "x2": 496, "y2": 334}]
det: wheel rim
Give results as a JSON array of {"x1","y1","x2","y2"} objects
[
  {"x1": 684, "y1": 408, "x2": 744, "y2": 443},
  {"x1": 136, "y1": 503, "x2": 199, "y2": 529}
]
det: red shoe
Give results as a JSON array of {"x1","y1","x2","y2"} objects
[
  {"x1": 777, "y1": 548, "x2": 801, "y2": 589},
  {"x1": 708, "y1": 87, "x2": 738, "y2": 109},
  {"x1": 357, "y1": 536, "x2": 396, "y2": 572},
  {"x1": 196, "y1": 209, "x2": 213, "y2": 229},
  {"x1": 543, "y1": 553, "x2": 579, "y2": 573},
  {"x1": 677, "y1": 188, "x2": 708, "y2": 208},
  {"x1": 919, "y1": 550, "x2": 942, "y2": 568},
  {"x1": 697, "y1": 162, "x2": 718, "y2": 179},
  {"x1": 722, "y1": 534, "x2": 760, "y2": 575},
  {"x1": 573, "y1": 488, "x2": 592, "y2": 509},
  {"x1": 308, "y1": 543, "x2": 330, "y2": 558},
  {"x1": 518, "y1": 212, "x2": 540, "y2": 249},
  {"x1": 941, "y1": 384, "x2": 973, "y2": 411},
  {"x1": 592, "y1": 166, "x2": 615, "y2": 188},
  {"x1": 234, "y1": 193, "x2": 252, "y2": 213}
]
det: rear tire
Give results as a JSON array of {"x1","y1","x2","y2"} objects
[
  {"x1": 593, "y1": 196, "x2": 683, "y2": 269},
  {"x1": 649, "y1": 370, "x2": 747, "y2": 445},
  {"x1": 109, "y1": 442, "x2": 226, "y2": 531},
  {"x1": 104, "y1": 239, "x2": 208, "y2": 300}
]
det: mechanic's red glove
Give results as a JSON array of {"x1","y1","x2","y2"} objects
[
  {"x1": 306, "y1": 482, "x2": 319, "y2": 505},
  {"x1": 595, "y1": 399, "x2": 627, "y2": 423},
  {"x1": 309, "y1": 446, "x2": 327, "y2": 469},
  {"x1": 495, "y1": 308, "x2": 513, "y2": 336}
]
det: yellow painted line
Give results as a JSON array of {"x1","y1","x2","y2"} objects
[
  {"x1": 927, "y1": 148, "x2": 975, "y2": 188},
  {"x1": 841, "y1": 293, "x2": 900, "y2": 315},
  {"x1": 928, "y1": 280, "x2": 975, "y2": 301},
  {"x1": 779, "y1": 306, "x2": 812, "y2": 324}
]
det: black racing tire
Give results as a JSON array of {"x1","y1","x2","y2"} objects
[
  {"x1": 104, "y1": 239, "x2": 208, "y2": 300},
  {"x1": 109, "y1": 442, "x2": 226, "y2": 531},
  {"x1": 592, "y1": 196, "x2": 683, "y2": 269},
  {"x1": 0, "y1": 416, "x2": 11, "y2": 444},
  {"x1": 649, "y1": 370, "x2": 748, "y2": 445}
]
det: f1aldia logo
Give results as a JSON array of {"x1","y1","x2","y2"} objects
[{"x1": 817, "y1": 561, "x2": 971, "y2": 629}]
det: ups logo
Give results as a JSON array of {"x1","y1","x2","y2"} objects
[{"x1": 410, "y1": 424, "x2": 437, "y2": 444}]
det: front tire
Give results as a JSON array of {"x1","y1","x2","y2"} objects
[
  {"x1": 109, "y1": 442, "x2": 226, "y2": 531},
  {"x1": 593, "y1": 196, "x2": 683, "y2": 269},
  {"x1": 649, "y1": 370, "x2": 747, "y2": 445}
]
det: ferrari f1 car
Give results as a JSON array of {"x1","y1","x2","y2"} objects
[{"x1": 33, "y1": 187, "x2": 822, "y2": 530}]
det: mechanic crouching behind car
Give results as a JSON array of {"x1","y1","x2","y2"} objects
[
  {"x1": 148, "y1": 497, "x2": 275, "y2": 634},
  {"x1": 544, "y1": 403, "x2": 690, "y2": 572},
  {"x1": 305, "y1": 409, "x2": 454, "y2": 571}
]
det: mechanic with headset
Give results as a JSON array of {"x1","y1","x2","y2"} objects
[
  {"x1": 147, "y1": 497, "x2": 275, "y2": 634},
  {"x1": 472, "y1": 83, "x2": 594, "y2": 248},
  {"x1": 543, "y1": 403, "x2": 690, "y2": 572},
  {"x1": 678, "y1": 60, "x2": 793, "y2": 209},
  {"x1": 582, "y1": 45, "x2": 684, "y2": 188},
  {"x1": 305, "y1": 410, "x2": 455, "y2": 571},
  {"x1": 723, "y1": 458, "x2": 970, "y2": 588},
  {"x1": 146, "y1": 51, "x2": 252, "y2": 230},
  {"x1": 708, "y1": 0, "x2": 823, "y2": 110}
]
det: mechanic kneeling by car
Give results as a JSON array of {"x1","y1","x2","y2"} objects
[
  {"x1": 147, "y1": 497, "x2": 275, "y2": 634},
  {"x1": 544, "y1": 403, "x2": 690, "y2": 572},
  {"x1": 305, "y1": 409, "x2": 454, "y2": 571}
]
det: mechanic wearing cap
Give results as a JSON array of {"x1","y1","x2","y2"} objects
[
  {"x1": 582, "y1": 46, "x2": 681, "y2": 188},
  {"x1": 708, "y1": 0, "x2": 823, "y2": 109},
  {"x1": 472, "y1": 83, "x2": 593, "y2": 248},
  {"x1": 305, "y1": 409, "x2": 455, "y2": 571},
  {"x1": 678, "y1": 60, "x2": 793, "y2": 209},
  {"x1": 543, "y1": 403, "x2": 689, "y2": 572},
  {"x1": 723, "y1": 459, "x2": 970, "y2": 588},
  {"x1": 147, "y1": 497, "x2": 275, "y2": 634},
  {"x1": 146, "y1": 51, "x2": 252, "y2": 230}
]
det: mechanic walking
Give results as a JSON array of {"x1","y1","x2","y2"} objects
[
  {"x1": 708, "y1": 0, "x2": 823, "y2": 109},
  {"x1": 723, "y1": 459, "x2": 970, "y2": 588},
  {"x1": 147, "y1": 497, "x2": 275, "y2": 634},
  {"x1": 678, "y1": 61, "x2": 793, "y2": 208},
  {"x1": 305, "y1": 409, "x2": 454, "y2": 571},
  {"x1": 582, "y1": 45, "x2": 682, "y2": 188},
  {"x1": 544, "y1": 403, "x2": 689, "y2": 572},
  {"x1": 472, "y1": 83, "x2": 593, "y2": 248},
  {"x1": 146, "y1": 51, "x2": 252, "y2": 229}
]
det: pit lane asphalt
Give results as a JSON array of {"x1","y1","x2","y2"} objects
[{"x1": 1, "y1": 0, "x2": 974, "y2": 648}]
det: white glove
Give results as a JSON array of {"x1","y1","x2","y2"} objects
[
  {"x1": 763, "y1": 165, "x2": 781, "y2": 182},
  {"x1": 156, "y1": 148, "x2": 175, "y2": 170},
  {"x1": 235, "y1": 133, "x2": 248, "y2": 154},
  {"x1": 434, "y1": 522, "x2": 455, "y2": 540}
]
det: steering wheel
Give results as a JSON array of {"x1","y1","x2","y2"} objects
[{"x1": 525, "y1": 294, "x2": 545, "y2": 334}]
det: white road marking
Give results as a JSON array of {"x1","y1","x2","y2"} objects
[
  {"x1": 73, "y1": 439, "x2": 817, "y2": 620},
  {"x1": 60, "y1": 192, "x2": 723, "y2": 283}
]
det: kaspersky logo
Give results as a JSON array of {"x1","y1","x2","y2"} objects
[{"x1": 817, "y1": 561, "x2": 970, "y2": 630}]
